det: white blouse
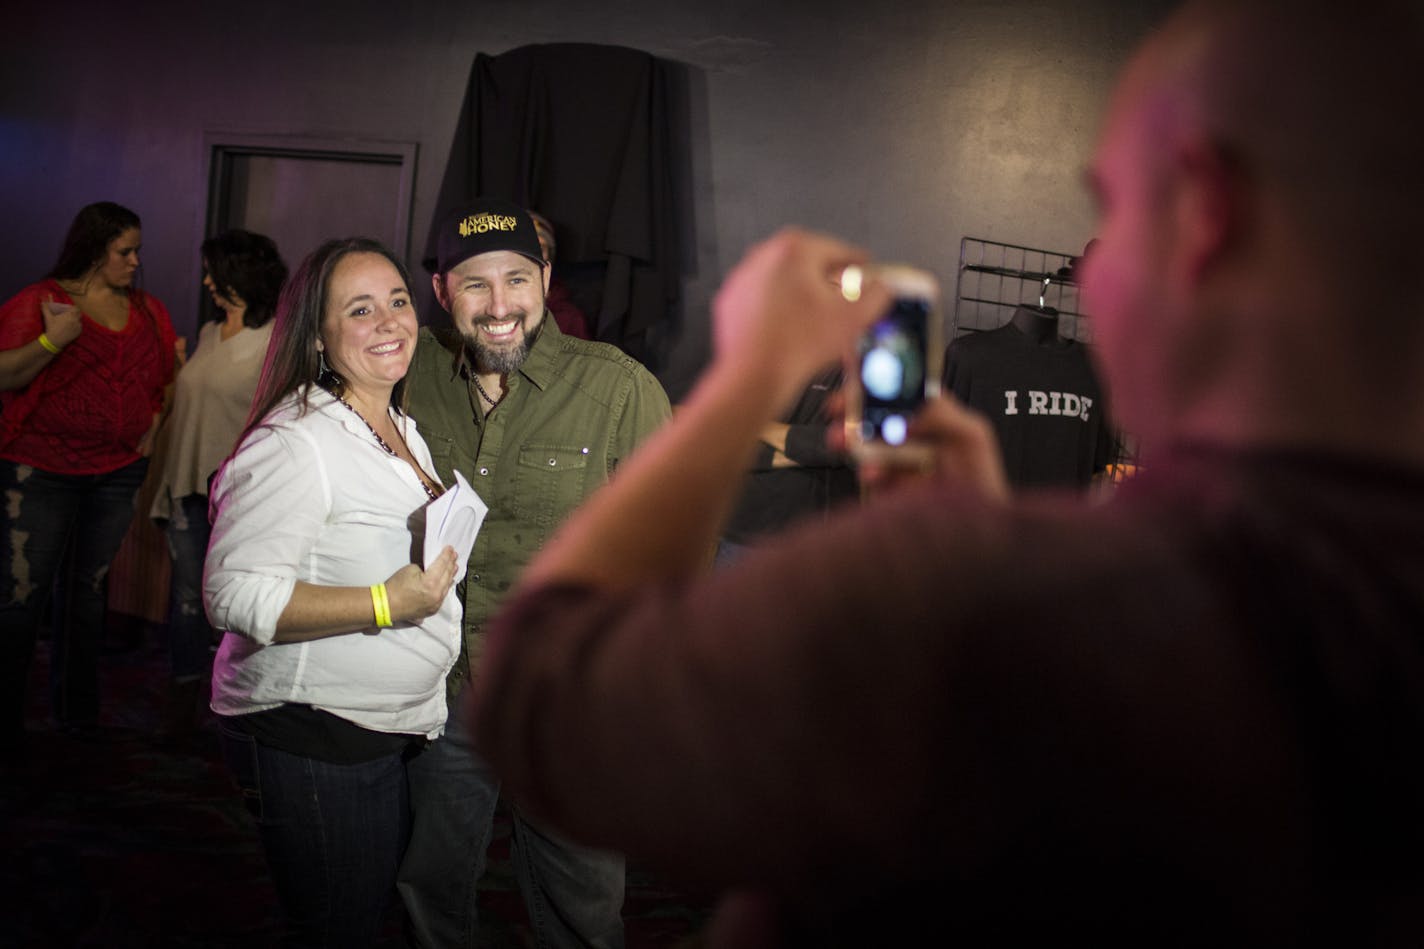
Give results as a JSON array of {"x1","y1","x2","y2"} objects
[{"x1": 204, "y1": 386, "x2": 461, "y2": 739}]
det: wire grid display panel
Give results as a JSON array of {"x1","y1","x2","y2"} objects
[
  {"x1": 952, "y1": 236, "x2": 1139, "y2": 473},
  {"x1": 952, "y1": 237, "x2": 1087, "y2": 342}
]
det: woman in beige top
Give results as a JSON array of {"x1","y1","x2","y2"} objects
[{"x1": 149, "y1": 229, "x2": 287, "y2": 733}]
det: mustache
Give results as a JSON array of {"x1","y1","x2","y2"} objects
[{"x1": 472, "y1": 311, "x2": 530, "y2": 327}]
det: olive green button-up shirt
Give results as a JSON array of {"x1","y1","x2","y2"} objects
[{"x1": 404, "y1": 317, "x2": 671, "y2": 698}]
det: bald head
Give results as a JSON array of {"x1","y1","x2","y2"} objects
[
  {"x1": 1080, "y1": 0, "x2": 1424, "y2": 457},
  {"x1": 1137, "y1": 0, "x2": 1424, "y2": 273}
]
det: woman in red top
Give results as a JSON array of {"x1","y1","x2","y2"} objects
[{"x1": 0, "y1": 201, "x2": 177, "y2": 746}]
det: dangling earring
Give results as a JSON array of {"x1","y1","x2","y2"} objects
[{"x1": 317, "y1": 347, "x2": 344, "y2": 396}]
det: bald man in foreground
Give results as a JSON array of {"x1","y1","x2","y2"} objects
[{"x1": 467, "y1": 2, "x2": 1424, "y2": 945}]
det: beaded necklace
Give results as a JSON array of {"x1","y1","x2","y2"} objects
[
  {"x1": 471, "y1": 373, "x2": 500, "y2": 409},
  {"x1": 333, "y1": 393, "x2": 441, "y2": 501}
]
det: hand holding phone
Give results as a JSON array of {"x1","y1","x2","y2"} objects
[
  {"x1": 843, "y1": 265, "x2": 942, "y2": 466},
  {"x1": 856, "y1": 395, "x2": 1011, "y2": 502}
]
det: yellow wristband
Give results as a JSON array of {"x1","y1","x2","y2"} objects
[
  {"x1": 37, "y1": 333, "x2": 62, "y2": 355},
  {"x1": 378, "y1": 584, "x2": 392, "y2": 626},
  {"x1": 370, "y1": 583, "x2": 392, "y2": 628}
]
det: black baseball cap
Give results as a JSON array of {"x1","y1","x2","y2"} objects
[{"x1": 426, "y1": 198, "x2": 546, "y2": 274}]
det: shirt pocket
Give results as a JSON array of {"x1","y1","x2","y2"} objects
[{"x1": 511, "y1": 443, "x2": 593, "y2": 536}]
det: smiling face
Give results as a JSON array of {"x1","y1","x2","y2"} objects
[
  {"x1": 434, "y1": 250, "x2": 550, "y2": 374},
  {"x1": 317, "y1": 251, "x2": 418, "y2": 405},
  {"x1": 98, "y1": 227, "x2": 142, "y2": 290}
]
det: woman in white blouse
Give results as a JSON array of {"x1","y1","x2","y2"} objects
[
  {"x1": 203, "y1": 237, "x2": 460, "y2": 949},
  {"x1": 149, "y1": 229, "x2": 286, "y2": 735}
]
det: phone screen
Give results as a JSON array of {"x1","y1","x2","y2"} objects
[{"x1": 857, "y1": 296, "x2": 931, "y2": 446}]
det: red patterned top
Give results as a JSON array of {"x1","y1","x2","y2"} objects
[{"x1": 0, "y1": 279, "x2": 176, "y2": 474}]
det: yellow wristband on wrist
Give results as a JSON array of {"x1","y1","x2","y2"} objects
[
  {"x1": 370, "y1": 583, "x2": 393, "y2": 628},
  {"x1": 37, "y1": 333, "x2": 62, "y2": 355}
]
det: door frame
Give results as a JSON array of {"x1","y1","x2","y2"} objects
[{"x1": 197, "y1": 132, "x2": 418, "y2": 321}]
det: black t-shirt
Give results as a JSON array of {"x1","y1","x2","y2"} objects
[
  {"x1": 722, "y1": 366, "x2": 858, "y2": 544},
  {"x1": 944, "y1": 320, "x2": 1114, "y2": 488}
]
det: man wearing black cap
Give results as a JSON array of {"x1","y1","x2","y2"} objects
[{"x1": 398, "y1": 199, "x2": 671, "y2": 949}]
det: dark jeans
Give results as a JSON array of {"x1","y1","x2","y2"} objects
[
  {"x1": 218, "y1": 721, "x2": 411, "y2": 949},
  {"x1": 164, "y1": 493, "x2": 214, "y2": 682},
  {"x1": 399, "y1": 702, "x2": 626, "y2": 949},
  {"x1": 0, "y1": 457, "x2": 147, "y2": 741}
]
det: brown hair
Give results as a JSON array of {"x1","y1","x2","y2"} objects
[
  {"x1": 242, "y1": 237, "x2": 415, "y2": 440},
  {"x1": 201, "y1": 229, "x2": 289, "y2": 329},
  {"x1": 47, "y1": 201, "x2": 142, "y2": 282}
]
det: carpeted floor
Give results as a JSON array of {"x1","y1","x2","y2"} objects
[{"x1": 1, "y1": 623, "x2": 712, "y2": 948}]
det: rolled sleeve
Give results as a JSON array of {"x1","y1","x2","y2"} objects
[{"x1": 203, "y1": 420, "x2": 331, "y2": 645}]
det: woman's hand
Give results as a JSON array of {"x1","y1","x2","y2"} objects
[
  {"x1": 385, "y1": 546, "x2": 460, "y2": 624},
  {"x1": 41, "y1": 297, "x2": 83, "y2": 349},
  {"x1": 136, "y1": 412, "x2": 162, "y2": 457},
  {"x1": 0, "y1": 297, "x2": 82, "y2": 391}
]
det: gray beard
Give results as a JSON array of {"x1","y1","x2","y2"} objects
[
  {"x1": 466, "y1": 334, "x2": 531, "y2": 375},
  {"x1": 463, "y1": 315, "x2": 540, "y2": 375}
]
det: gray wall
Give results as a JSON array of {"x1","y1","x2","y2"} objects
[{"x1": 2, "y1": 0, "x2": 1173, "y2": 400}]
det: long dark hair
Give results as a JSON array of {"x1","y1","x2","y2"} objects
[
  {"x1": 47, "y1": 202, "x2": 142, "y2": 282},
  {"x1": 242, "y1": 237, "x2": 415, "y2": 440},
  {"x1": 201, "y1": 229, "x2": 289, "y2": 329}
]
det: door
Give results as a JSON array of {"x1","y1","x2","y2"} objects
[{"x1": 106, "y1": 135, "x2": 419, "y2": 629}]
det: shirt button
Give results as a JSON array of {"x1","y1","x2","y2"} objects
[
  {"x1": 547, "y1": 457, "x2": 557, "y2": 466},
  {"x1": 581, "y1": 447, "x2": 589, "y2": 454},
  {"x1": 478, "y1": 467, "x2": 489, "y2": 476},
  {"x1": 470, "y1": 574, "x2": 480, "y2": 583}
]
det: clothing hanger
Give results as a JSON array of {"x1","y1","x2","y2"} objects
[
  {"x1": 1037, "y1": 276, "x2": 1059, "y2": 315},
  {"x1": 1009, "y1": 276, "x2": 1060, "y2": 342}
]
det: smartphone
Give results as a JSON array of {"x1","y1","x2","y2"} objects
[{"x1": 844, "y1": 264, "x2": 942, "y2": 465}]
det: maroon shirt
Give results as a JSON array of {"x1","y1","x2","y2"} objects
[
  {"x1": 0, "y1": 280, "x2": 176, "y2": 474},
  {"x1": 472, "y1": 444, "x2": 1424, "y2": 946},
  {"x1": 546, "y1": 279, "x2": 590, "y2": 340}
]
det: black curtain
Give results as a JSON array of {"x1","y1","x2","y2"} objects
[{"x1": 424, "y1": 43, "x2": 682, "y2": 366}]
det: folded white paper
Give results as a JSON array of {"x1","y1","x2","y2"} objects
[{"x1": 423, "y1": 470, "x2": 488, "y2": 573}]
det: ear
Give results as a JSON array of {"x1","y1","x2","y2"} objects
[
  {"x1": 540, "y1": 261, "x2": 552, "y2": 296},
  {"x1": 315, "y1": 338, "x2": 324, "y2": 352},
  {"x1": 1169, "y1": 136, "x2": 1241, "y2": 287},
  {"x1": 431, "y1": 271, "x2": 451, "y2": 311}
]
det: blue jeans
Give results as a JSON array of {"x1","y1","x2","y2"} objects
[
  {"x1": 164, "y1": 493, "x2": 214, "y2": 682},
  {"x1": 0, "y1": 457, "x2": 147, "y2": 740},
  {"x1": 399, "y1": 702, "x2": 626, "y2": 949},
  {"x1": 218, "y1": 721, "x2": 411, "y2": 948}
]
